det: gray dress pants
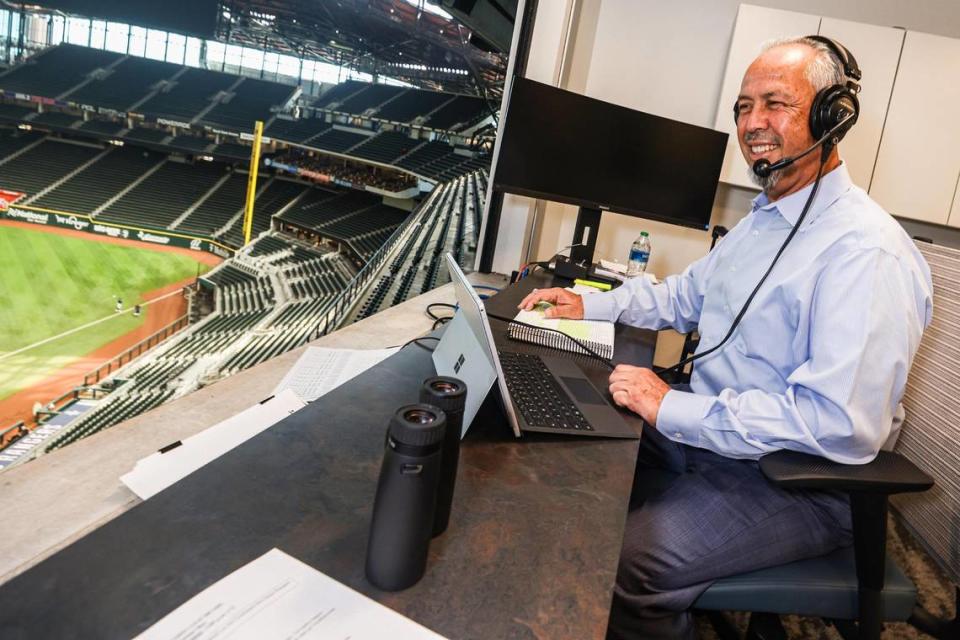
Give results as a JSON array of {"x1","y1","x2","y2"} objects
[{"x1": 605, "y1": 424, "x2": 853, "y2": 640}]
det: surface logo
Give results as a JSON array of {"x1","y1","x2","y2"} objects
[{"x1": 454, "y1": 353, "x2": 465, "y2": 373}]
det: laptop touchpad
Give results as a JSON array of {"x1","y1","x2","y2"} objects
[{"x1": 560, "y1": 376, "x2": 605, "y2": 405}]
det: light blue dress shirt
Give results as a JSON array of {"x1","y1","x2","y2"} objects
[{"x1": 582, "y1": 163, "x2": 933, "y2": 463}]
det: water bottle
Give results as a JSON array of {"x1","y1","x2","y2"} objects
[
  {"x1": 627, "y1": 231, "x2": 651, "y2": 276},
  {"x1": 419, "y1": 376, "x2": 467, "y2": 537},
  {"x1": 365, "y1": 404, "x2": 446, "y2": 591}
]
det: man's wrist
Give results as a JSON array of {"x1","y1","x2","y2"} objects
[
  {"x1": 656, "y1": 389, "x2": 712, "y2": 446},
  {"x1": 580, "y1": 291, "x2": 618, "y2": 321}
]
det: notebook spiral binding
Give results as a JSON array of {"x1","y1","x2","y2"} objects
[{"x1": 507, "y1": 322, "x2": 614, "y2": 360}]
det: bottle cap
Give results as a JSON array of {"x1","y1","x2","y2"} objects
[
  {"x1": 389, "y1": 404, "x2": 446, "y2": 447},
  {"x1": 640, "y1": 231, "x2": 649, "y2": 237},
  {"x1": 419, "y1": 377, "x2": 466, "y2": 413}
]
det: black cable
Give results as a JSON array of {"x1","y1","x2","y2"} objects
[
  {"x1": 426, "y1": 302, "x2": 457, "y2": 321},
  {"x1": 401, "y1": 336, "x2": 441, "y2": 352},
  {"x1": 426, "y1": 302, "x2": 456, "y2": 330},
  {"x1": 654, "y1": 145, "x2": 833, "y2": 377},
  {"x1": 486, "y1": 312, "x2": 615, "y2": 371}
]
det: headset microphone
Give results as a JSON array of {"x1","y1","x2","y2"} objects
[{"x1": 752, "y1": 111, "x2": 856, "y2": 178}]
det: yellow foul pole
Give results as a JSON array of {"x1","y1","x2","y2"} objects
[{"x1": 242, "y1": 120, "x2": 265, "y2": 246}]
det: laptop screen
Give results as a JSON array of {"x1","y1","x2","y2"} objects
[{"x1": 433, "y1": 253, "x2": 522, "y2": 437}]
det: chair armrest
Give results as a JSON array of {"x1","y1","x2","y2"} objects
[{"x1": 759, "y1": 450, "x2": 934, "y2": 495}]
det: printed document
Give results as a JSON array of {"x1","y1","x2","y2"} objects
[
  {"x1": 136, "y1": 548, "x2": 446, "y2": 640},
  {"x1": 121, "y1": 389, "x2": 306, "y2": 500},
  {"x1": 272, "y1": 346, "x2": 399, "y2": 402}
]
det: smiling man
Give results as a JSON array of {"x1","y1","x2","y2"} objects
[{"x1": 519, "y1": 37, "x2": 932, "y2": 639}]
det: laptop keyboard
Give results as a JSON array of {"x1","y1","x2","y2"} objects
[{"x1": 498, "y1": 351, "x2": 594, "y2": 431}]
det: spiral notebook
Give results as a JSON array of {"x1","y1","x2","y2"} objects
[{"x1": 509, "y1": 304, "x2": 615, "y2": 359}]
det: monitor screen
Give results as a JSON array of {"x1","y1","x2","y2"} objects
[{"x1": 493, "y1": 77, "x2": 728, "y2": 230}]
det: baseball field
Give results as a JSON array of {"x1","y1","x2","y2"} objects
[{"x1": 0, "y1": 221, "x2": 218, "y2": 427}]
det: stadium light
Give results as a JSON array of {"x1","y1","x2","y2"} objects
[{"x1": 107, "y1": 139, "x2": 124, "y2": 147}]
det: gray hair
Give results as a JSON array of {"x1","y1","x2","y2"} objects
[{"x1": 762, "y1": 36, "x2": 845, "y2": 92}]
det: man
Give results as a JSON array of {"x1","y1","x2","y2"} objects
[{"x1": 519, "y1": 38, "x2": 932, "y2": 638}]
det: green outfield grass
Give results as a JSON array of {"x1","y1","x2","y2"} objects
[{"x1": 0, "y1": 225, "x2": 210, "y2": 401}]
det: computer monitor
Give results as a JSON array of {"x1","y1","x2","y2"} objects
[{"x1": 493, "y1": 76, "x2": 728, "y2": 268}]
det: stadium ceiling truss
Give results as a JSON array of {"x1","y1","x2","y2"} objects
[{"x1": 217, "y1": 0, "x2": 510, "y2": 99}]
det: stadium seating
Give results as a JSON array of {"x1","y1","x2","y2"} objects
[
  {"x1": 350, "y1": 170, "x2": 485, "y2": 320},
  {"x1": 0, "y1": 127, "x2": 42, "y2": 162},
  {"x1": 336, "y1": 83, "x2": 405, "y2": 115},
  {"x1": 124, "y1": 128, "x2": 170, "y2": 145},
  {"x1": 176, "y1": 173, "x2": 258, "y2": 236},
  {"x1": 310, "y1": 128, "x2": 370, "y2": 154},
  {"x1": 201, "y1": 78, "x2": 296, "y2": 130},
  {"x1": 97, "y1": 160, "x2": 227, "y2": 228},
  {"x1": 313, "y1": 80, "x2": 367, "y2": 109},
  {"x1": 425, "y1": 95, "x2": 489, "y2": 131},
  {"x1": 218, "y1": 178, "x2": 307, "y2": 247},
  {"x1": 375, "y1": 89, "x2": 453, "y2": 123},
  {"x1": 137, "y1": 68, "x2": 238, "y2": 122},
  {"x1": 264, "y1": 117, "x2": 332, "y2": 144},
  {"x1": 32, "y1": 146, "x2": 164, "y2": 213},
  {"x1": 213, "y1": 141, "x2": 251, "y2": 160},
  {"x1": 278, "y1": 189, "x2": 381, "y2": 230},
  {"x1": 0, "y1": 103, "x2": 34, "y2": 123},
  {"x1": 65, "y1": 56, "x2": 181, "y2": 112},
  {"x1": 320, "y1": 203, "x2": 408, "y2": 244},
  {"x1": 0, "y1": 139, "x2": 102, "y2": 197},
  {"x1": 78, "y1": 120, "x2": 126, "y2": 136},
  {"x1": 168, "y1": 134, "x2": 213, "y2": 154},
  {"x1": 31, "y1": 111, "x2": 81, "y2": 131},
  {"x1": 44, "y1": 389, "x2": 175, "y2": 452},
  {"x1": 394, "y1": 140, "x2": 454, "y2": 172},
  {"x1": 349, "y1": 130, "x2": 418, "y2": 164},
  {"x1": 0, "y1": 44, "x2": 119, "y2": 98}
]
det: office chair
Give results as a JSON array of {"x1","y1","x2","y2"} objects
[{"x1": 692, "y1": 239, "x2": 960, "y2": 640}]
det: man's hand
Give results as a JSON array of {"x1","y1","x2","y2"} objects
[
  {"x1": 517, "y1": 287, "x2": 584, "y2": 319},
  {"x1": 608, "y1": 364, "x2": 671, "y2": 425}
]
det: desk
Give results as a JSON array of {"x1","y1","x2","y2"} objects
[{"x1": 0, "y1": 273, "x2": 655, "y2": 639}]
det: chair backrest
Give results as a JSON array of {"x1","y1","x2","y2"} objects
[{"x1": 892, "y1": 240, "x2": 960, "y2": 586}]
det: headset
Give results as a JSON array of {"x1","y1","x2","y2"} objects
[
  {"x1": 656, "y1": 37, "x2": 861, "y2": 377},
  {"x1": 733, "y1": 36, "x2": 861, "y2": 178}
]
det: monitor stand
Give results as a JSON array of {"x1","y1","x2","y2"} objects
[{"x1": 556, "y1": 206, "x2": 601, "y2": 280}]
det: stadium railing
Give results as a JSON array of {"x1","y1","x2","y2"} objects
[
  {"x1": 0, "y1": 422, "x2": 27, "y2": 449},
  {"x1": 82, "y1": 315, "x2": 189, "y2": 386}
]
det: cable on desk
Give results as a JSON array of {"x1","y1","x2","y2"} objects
[
  {"x1": 486, "y1": 312, "x2": 615, "y2": 371},
  {"x1": 426, "y1": 302, "x2": 456, "y2": 331},
  {"x1": 400, "y1": 335, "x2": 441, "y2": 352}
]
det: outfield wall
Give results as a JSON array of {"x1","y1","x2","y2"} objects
[{"x1": 0, "y1": 205, "x2": 235, "y2": 259}]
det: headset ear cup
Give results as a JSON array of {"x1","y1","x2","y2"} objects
[
  {"x1": 733, "y1": 101, "x2": 739, "y2": 124},
  {"x1": 809, "y1": 85, "x2": 859, "y2": 141}
]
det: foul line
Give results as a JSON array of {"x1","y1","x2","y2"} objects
[{"x1": 0, "y1": 289, "x2": 184, "y2": 363}]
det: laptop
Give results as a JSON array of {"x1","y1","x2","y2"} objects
[{"x1": 433, "y1": 253, "x2": 638, "y2": 440}]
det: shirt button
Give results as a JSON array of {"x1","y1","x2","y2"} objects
[
  {"x1": 752, "y1": 230, "x2": 759, "y2": 237},
  {"x1": 674, "y1": 432, "x2": 683, "y2": 440}
]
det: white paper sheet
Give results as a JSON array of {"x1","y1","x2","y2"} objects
[
  {"x1": 272, "y1": 346, "x2": 399, "y2": 402},
  {"x1": 121, "y1": 389, "x2": 306, "y2": 500},
  {"x1": 136, "y1": 548, "x2": 446, "y2": 640}
]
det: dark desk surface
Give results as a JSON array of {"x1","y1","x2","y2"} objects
[{"x1": 0, "y1": 273, "x2": 655, "y2": 640}]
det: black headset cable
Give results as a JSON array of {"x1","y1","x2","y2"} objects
[{"x1": 654, "y1": 144, "x2": 832, "y2": 377}]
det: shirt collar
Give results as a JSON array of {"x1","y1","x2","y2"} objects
[{"x1": 750, "y1": 162, "x2": 853, "y2": 226}]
